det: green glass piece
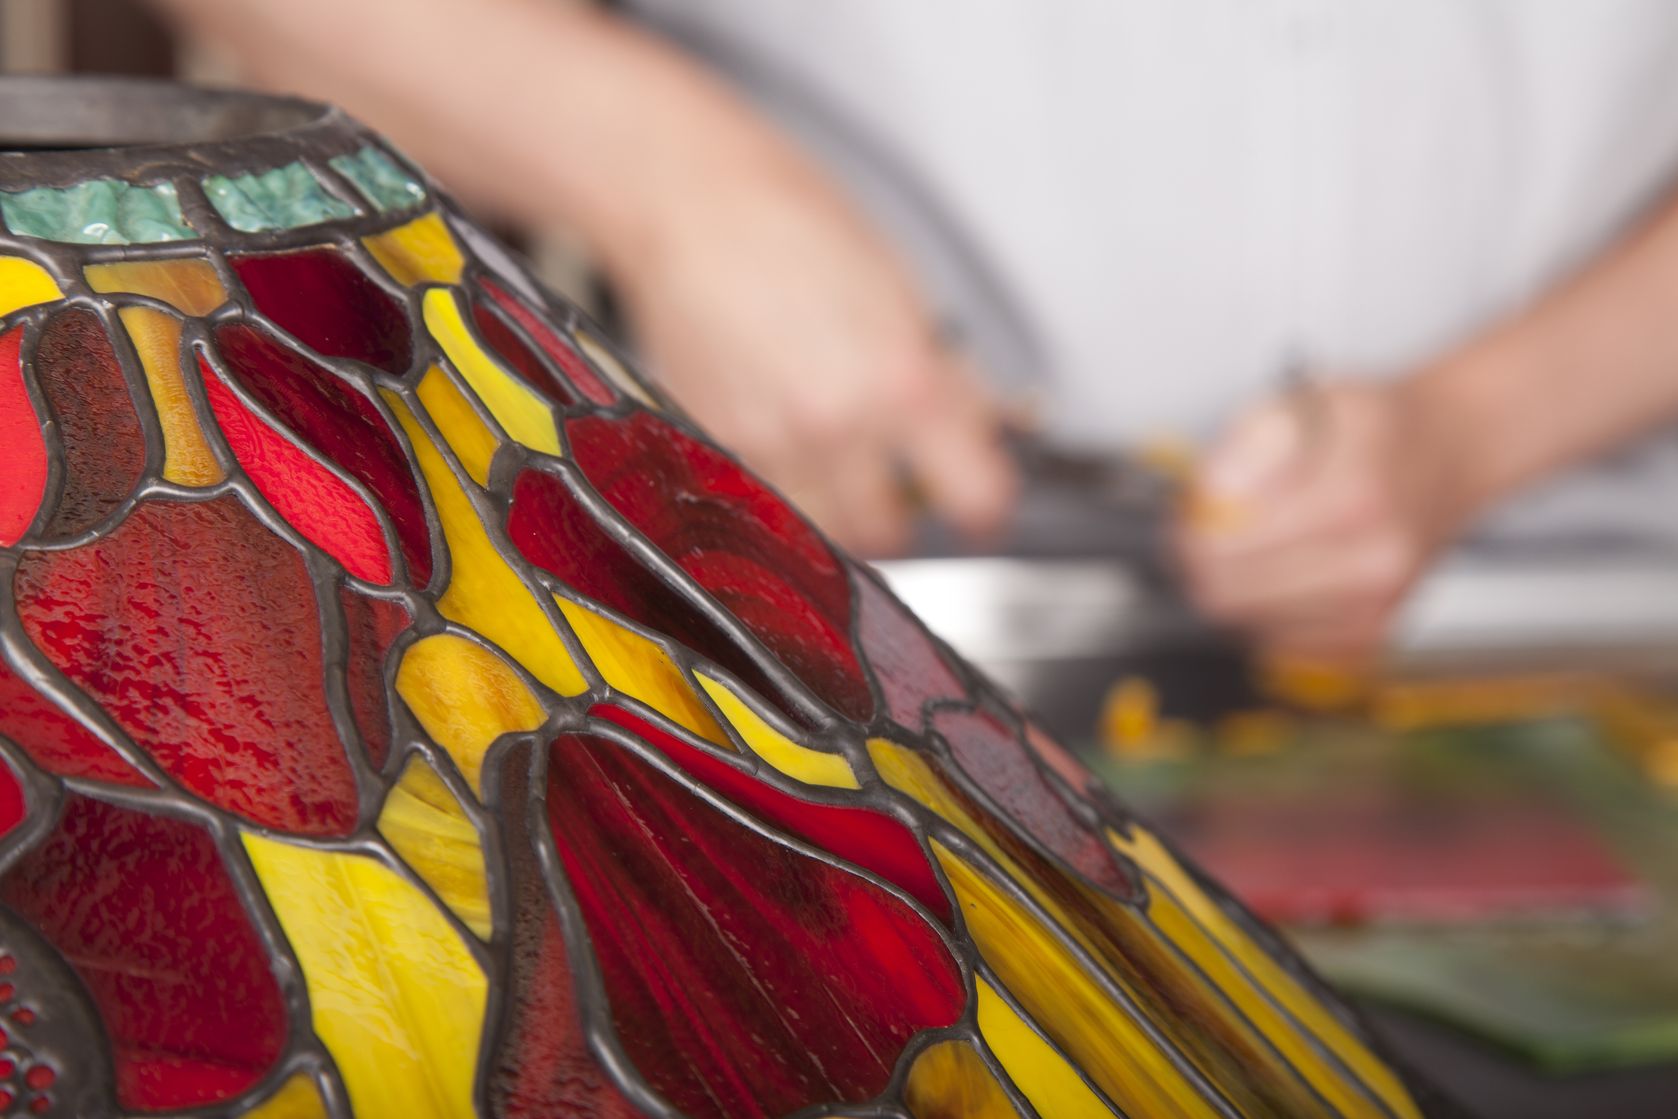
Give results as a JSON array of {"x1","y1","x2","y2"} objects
[
  {"x1": 0, "y1": 179, "x2": 195, "y2": 244},
  {"x1": 202, "y1": 161, "x2": 359, "y2": 232},
  {"x1": 330, "y1": 146, "x2": 426, "y2": 213}
]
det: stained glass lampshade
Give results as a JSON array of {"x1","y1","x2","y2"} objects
[{"x1": 0, "y1": 77, "x2": 1442, "y2": 1118}]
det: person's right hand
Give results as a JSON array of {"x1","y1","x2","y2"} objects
[{"x1": 608, "y1": 160, "x2": 1018, "y2": 556}]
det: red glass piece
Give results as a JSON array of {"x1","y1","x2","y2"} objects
[
  {"x1": 0, "y1": 658, "x2": 150, "y2": 788},
  {"x1": 33, "y1": 309, "x2": 145, "y2": 538},
  {"x1": 0, "y1": 759, "x2": 24, "y2": 841},
  {"x1": 0, "y1": 327, "x2": 47, "y2": 547},
  {"x1": 567, "y1": 411, "x2": 872, "y2": 721},
  {"x1": 0, "y1": 794, "x2": 287, "y2": 1110},
  {"x1": 340, "y1": 589, "x2": 407, "y2": 770},
  {"x1": 12, "y1": 496, "x2": 361, "y2": 835},
  {"x1": 595, "y1": 704, "x2": 951, "y2": 922},
  {"x1": 231, "y1": 248, "x2": 412, "y2": 375},
  {"x1": 478, "y1": 277, "x2": 614, "y2": 406},
  {"x1": 508, "y1": 467, "x2": 807, "y2": 725},
  {"x1": 932, "y1": 705, "x2": 1138, "y2": 900},
  {"x1": 544, "y1": 729, "x2": 963, "y2": 1119},
  {"x1": 854, "y1": 572, "x2": 967, "y2": 730},
  {"x1": 470, "y1": 295, "x2": 577, "y2": 406}
]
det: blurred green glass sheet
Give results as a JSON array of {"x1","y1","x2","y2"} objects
[{"x1": 330, "y1": 146, "x2": 426, "y2": 213}]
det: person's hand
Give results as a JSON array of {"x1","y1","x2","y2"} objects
[
  {"x1": 1173, "y1": 378, "x2": 1476, "y2": 658},
  {"x1": 611, "y1": 163, "x2": 1018, "y2": 556}
]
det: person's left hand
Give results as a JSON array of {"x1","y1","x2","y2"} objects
[{"x1": 1172, "y1": 378, "x2": 1474, "y2": 658}]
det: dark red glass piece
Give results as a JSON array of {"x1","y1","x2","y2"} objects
[
  {"x1": 854, "y1": 572, "x2": 967, "y2": 731},
  {"x1": 12, "y1": 496, "x2": 361, "y2": 836},
  {"x1": 33, "y1": 309, "x2": 145, "y2": 538},
  {"x1": 544, "y1": 729, "x2": 963, "y2": 1119},
  {"x1": 470, "y1": 295, "x2": 576, "y2": 406},
  {"x1": 0, "y1": 758, "x2": 24, "y2": 841},
  {"x1": 231, "y1": 248, "x2": 412, "y2": 375},
  {"x1": 210, "y1": 323, "x2": 433, "y2": 585},
  {"x1": 478, "y1": 277, "x2": 614, "y2": 405},
  {"x1": 0, "y1": 794, "x2": 287, "y2": 1110},
  {"x1": 0, "y1": 327, "x2": 46, "y2": 547},
  {"x1": 567, "y1": 411, "x2": 872, "y2": 721},
  {"x1": 340, "y1": 589, "x2": 408, "y2": 770},
  {"x1": 931, "y1": 705, "x2": 1138, "y2": 900},
  {"x1": 0, "y1": 657, "x2": 151, "y2": 789}
]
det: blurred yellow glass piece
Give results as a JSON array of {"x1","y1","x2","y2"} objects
[
  {"x1": 557, "y1": 598, "x2": 728, "y2": 748},
  {"x1": 424, "y1": 286, "x2": 561, "y2": 456},
  {"x1": 576, "y1": 327, "x2": 654, "y2": 406},
  {"x1": 242, "y1": 833, "x2": 487, "y2": 1119},
  {"x1": 1213, "y1": 709, "x2": 1295, "y2": 757},
  {"x1": 974, "y1": 979, "x2": 1110, "y2": 1119},
  {"x1": 117, "y1": 306, "x2": 226, "y2": 486},
  {"x1": 415, "y1": 364, "x2": 498, "y2": 485},
  {"x1": 1110, "y1": 825, "x2": 1422, "y2": 1119},
  {"x1": 697, "y1": 672, "x2": 859, "y2": 786},
  {"x1": 244, "y1": 1071, "x2": 329, "y2": 1119},
  {"x1": 1098, "y1": 676, "x2": 1163, "y2": 758},
  {"x1": 1258, "y1": 654, "x2": 1371, "y2": 713},
  {"x1": 85, "y1": 257, "x2": 226, "y2": 316},
  {"x1": 396, "y1": 633, "x2": 548, "y2": 796},
  {"x1": 378, "y1": 755, "x2": 493, "y2": 938},
  {"x1": 364, "y1": 211, "x2": 464, "y2": 286},
  {"x1": 0, "y1": 256, "x2": 60, "y2": 318},
  {"x1": 386, "y1": 391, "x2": 586, "y2": 699},
  {"x1": 905, "y1": 1036, "x2": 1022, "y2": 1119}
]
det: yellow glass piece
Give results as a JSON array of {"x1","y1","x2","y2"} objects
[
  {"x1": 1111, "y1": 826, "x2": 1423, "y2": 1119},
  {"x1": 396, "y1": 634, "x2": 548, "y2": 797},
  {"x1": 242, "y1": 834, "x2": 487, "y2": 1119},
  {"x1": 117, "y1": 306, "x2": 225, "y2": 486},
  {"x1": 556, "y1": 598, "x2": 728, "y2": 748},
  {"x1": 696, "y1": 672, "x2": 858, "y2": 788},
  {"x1": 424, "y1": 287, "x2": 561, "y2": 455},
  {"x1": 378, "y1": 755, "x2": 493, "y2": 938},
  {"x1": 905, "y1": 1036, "x2": 1022, "y2": 1119},
  {"x1": 0, "y1": 256, "x2": 60, "y2": 318},
  {"x1": 934, "y1": 842, "x2": 1217, "y2": 1119},
  {"x1": 85, "y1": 257, "x2": 226, "y2": 316},
  {"x1": 973, "y1": 980, "x2": 1111, "y2": 1119},
  {"x1": 364, "y1": 211, "x2": 464, "y2": 286},
  {"x1": 576, "y1": 327, "x2": 654, "y2": 406},
  {"x1": 415, "y1": 364, "x2": 498, "y2": 485},
  {"x1": 244, "y1": 1071, "x2": 330, "y2": 1119},
  {"x1": 386, "y1": 392, "x2": 587, "y2": 699}
]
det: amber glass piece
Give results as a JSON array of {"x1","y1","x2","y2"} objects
[
  {"x1": 974, "y1": 978, "x2": 1114, "y2": 1119},
  {"x1": 363, "y1": 211, "x2": 464, "y2": 286},
  {"x1": 0, "y1": 326, "x2": 47, "y2": 545},
  {"x1": 905, "y1": 1039, "x2": 1021, "y2": 1119},
  {"x1": 386, "y1": 392, "x2": 587, "y2": 697},
  {"x1": 556, "y1": 597, "x2": 728, "y2": 747},
  {"x1": 243, "y1": 833, "x2": 486, "y2": 1119},
  {"x1": 232, "y1": 248, "x2": 412, "y2": 375},
  {"x1": 0, "y1": 256, "x2": 60, "y2": 318},
  {"x1": 84, "y1": 258, "x2": 225, "y2": 316},
  {"x1": 424, "y1": 287, "x2": 562, "y2": 455},
  {"x1": 243, "y1": 1072, "x2": 329, "y2": 1119},
  {"x1": 545, "y1": 730, "x2": 965, "y2": 1119},
  {"x1": 13, "y1": 497, "x2": 362, "y2": 835},
  {"x1": 478, "y1": 277, "x2": 615, "y2": 405},
  {"x1": 378, "y1": 754, "x2": 493, "y2": 938},
  {"x1": 415, "y1": 364, "x2": 497, "y2": 485},
  {"x1": 116, "y1": 307, "x2": 224, "y2": 486},
  {"x1": 0, "y1": 656, "x2": 152, "y2": 788},
  {"x1": 694, "y1": 672, "x2": 859, "y2": 787},
  {"x1": 0, "y1": 794, "x2": 287, "y2": 1110},
  {"x1": 395, "y1": 633, "x2": 547, "y2": 796},
  {"x1": 34, "y1": 308, "x2": 147, "y2": 537}
]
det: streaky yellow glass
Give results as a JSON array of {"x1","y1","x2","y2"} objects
[
  {"x1": 396, "y1": 633, "x2": 547, "y2": 797},
  {"x1": 974, "y1": 979, "x2": 1114, "y2": 1119},
  {"x1": 415, "y1": 363, "x2": 498, "y2": 485},
  {"x1": 905, "y1": 1036, "x2": 1023, "y2": 1119},
  {"x1": 935, "y1": 843, "x2": 1217, "y2": 1119},
  {"x1": 385, "y1": 391, "x2": 587, "y2": 698},
  {"x1": 364, "y1": 211, "x2": 464, "y2": 286},
  {"x1": 244, "y1": 1071, "x2": 330, "y2": 1119},
  {"x1": 242, "y1": 833, "x2": 487, "y2": 1119},
  {"x1": 117, "y1": 306, "x2": 225, "y2": 486},
  {"x1": 1111, "y1": 826, "x2": 1423, "y2": 1119},
  {"x1": 424, "y1": 286, "x2": 562, "y2": 456},
  {"x1": 85, "y1": 257, "x2": 226, "y2": 316},
  {"x1": 697, "y1": 672, "x2": 859, "y2": 787},
  {"x1": 557, "y1": 597, "x2": 729, "y2": 748},
  {"x1": 576, "y1": 327, "x2": 654, "y2": 406},
  {"x1": 379, "y1": 754, "x2": 493, "y2": 938},
  {"x1": 0, "y1": 256, "x2": 61, "y2": 318}
]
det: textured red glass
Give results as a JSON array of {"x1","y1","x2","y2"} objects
[
  {"x1": 568, "y1": 411, "x2": 872, "y2": 721},
  {"x1": 0, "y1": 328, "x2": 46, "y2": 547},
  {"x1": 12, "y1": 497, "x2": 361, "y2": 835},
  {"x1": 210, "y1": 323, "x2": 434, "y2": 585},
  {"x1": 545, "y1": 730, "x2": 965, "y2": 1119},
  {"x1": 34, "y1": 310, "x2": 145, "y2": 539},
  {"x1": 470, "y1": 295, "x2": 577, "y2": 407},
  {"x1": 0, "y1": 794, "x2": 286, "y2": 1110},
  {"x1": 0, "y1": 758, "x2": 23, "y2": 840},
  {"x1": 478, "y1": 277, "x2": 615, "y2": 405},
  {"x1": 855, "y1": 572, "x2": 967, "y2": 730},
  {"x1": 0, "y1": 658, "x2": 151, "y2": 789},
  {"x1": 340, "y1": 589, "x2": 407, "y2": 770},
  {"x1": 231, "y1": 248, "x2": 412, "y2": 375}
]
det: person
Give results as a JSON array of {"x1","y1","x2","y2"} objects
[{"x1": 155, "y1": 0, "x2": 1678, "y2": 657}]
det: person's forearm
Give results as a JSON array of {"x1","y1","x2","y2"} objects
[{"x1": 1407, "y1": 183, "x2": 1678, "y2": 521}]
